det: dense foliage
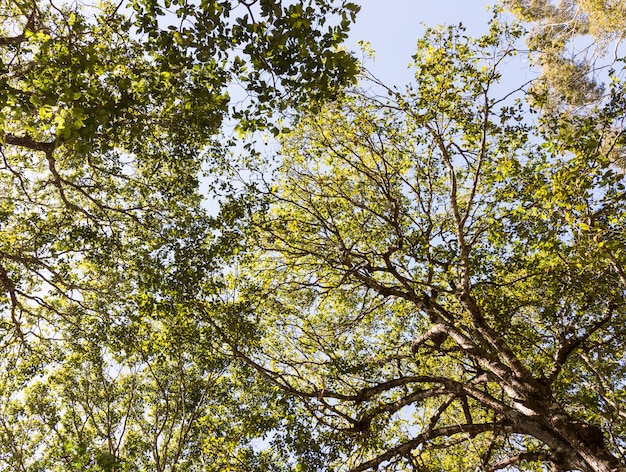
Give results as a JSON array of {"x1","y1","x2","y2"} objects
[
  {"x1": 506, "y1": 0, "x2": 626, "y2": 108},
  {"x1": 221, "y1": 17, "x2": 626, "y2": 472},
  {"x1": 0, "y1": 0, "x2": 357, "y2": 469},
  {"x1": 1, "y1": 0, "x2": 626, "y2": 471}
]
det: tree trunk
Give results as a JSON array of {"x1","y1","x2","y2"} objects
[
  {"x1": 513, "y1": 402, "x2": 624, "y2": 472},
  {"x1": 552, "y1": 420, "x2": 623, "y2": 472}
]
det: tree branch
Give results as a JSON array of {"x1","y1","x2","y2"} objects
[
  {"x1": 548, "y1": 307, "x2": 613, "y2": 383},
  {"x1": 348, "y1": 422, "x2": 509, "y2": 472},
  {"x1": 486, "y1": 452, "x2": 553, "y2": 472},
  {"x1": 4, "y1": 133, "x2": 57, "y2": 153},
  {"x1": 0, "y1": 8, "x2": 36, "y2": 46}
]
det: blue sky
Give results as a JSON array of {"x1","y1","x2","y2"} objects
[{"x1": 346, "y1": 1, "x2": 495, "y2": 85}]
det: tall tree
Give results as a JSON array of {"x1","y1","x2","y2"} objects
[
  {"x1": 505, "y1": 0, "x2": 626, "y2": 108},
  {"x1": 222, "y1": 18, "x2": 626, "y2": 471},
  {"x1": 0, "y1": 0, "x2": 358, "y2": 469}
]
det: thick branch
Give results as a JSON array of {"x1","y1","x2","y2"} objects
[
  {"x1": 4, "y1": 133, "x2": 57, "y2": 153},
  {"x1": 348, "y1": 422, "x2": 509, "y2": 472},
  {"x1": 0, "y1": 262, "x2": 26, "y2": 343},
  {"x1": 411, "y1": 323, "x2": 448, "y2": 353},
  {"x1": 548, "y1": 308, "x2": 613, "y2": 383},
  {"x1": 486, "y1": 452, "x2": 553, "y2": 472},
  {"x1": 350, "y1": 387, "x2": 447, "y2": 434},
  {"x1": 0, "y1": 9, "x2": 36, "y2": 46},
  {"x1": 460, "y1": 293, "x2": 536, "y2": 385}
]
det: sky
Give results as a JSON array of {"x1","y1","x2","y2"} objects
[
  {"x1": 205, "y1": 0, "x2": 517, "y2": 208},
  {"x1": 346, "y1": 1, "x2": 495, "y2": 86}
]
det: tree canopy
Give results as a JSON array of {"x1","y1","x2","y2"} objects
[
  {"x1": 506, "y1": 0, "x2": 626, "y2": 108},
  {"x1": 0, "y1": 0, "x2": 357, "y2": 469},
  {"x1": 1, "y1": 1, "x2": 626, "y2": 471},
  {"x1": 218, "y1": 16, "x2": 626, "y2": 472}
]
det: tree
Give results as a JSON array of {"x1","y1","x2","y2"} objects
[
  {"x1": 0, "y1": 0, "x2": 358, "y2": 469},
  {"x1": 222, "y1": 18, "x2": 626, "y2": 471},
  {"x1": 505, "y1": 0, "x2": 626, "y2": 108}
]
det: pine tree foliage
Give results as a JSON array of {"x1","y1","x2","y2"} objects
[{"x1": 506, "y1": 0, "x2": 626, "y2": 108}]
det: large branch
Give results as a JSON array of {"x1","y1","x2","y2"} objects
[
  {"x1": 548, "y1": 308, "x2": 613, "y2": 383},
  {"x1": 4, "y1": 133, "x2": 57, "y2": 154},
  {"x1": 486, "y1": 452, "x2": 553, "y2": 472},
  {"x1": 349, "y1": 386, "x2": 448, "y2": 434},
  {"x1": 459, "y1": 293, "x2": 536, "y2": 386},
  {"x1": 4, "y1": 133, "x2": 103, "y2": 218},
  {"x1": 411, "y1": 323, "x2": 448, "y2": 353},
  {"x1": 348, "y1": 422, "x2": 509, "y2": 472},
  {"x1": 425, "y1": 123, "x2": 536, "y2": 388},
  {"x1": 0, "y1": 9, "x2": 36, "y2": 46},
  {"x1": 352, "y1": 265, "x2": 535, "y2": 404},
  {"x1": 0, "y1": 262, "x2": 26, "y2": 343}
]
